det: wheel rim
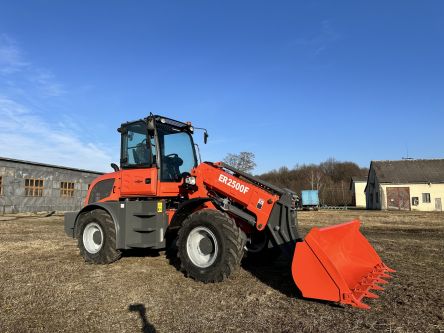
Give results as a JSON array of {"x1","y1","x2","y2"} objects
[
  {"x1": 186, "y1": 226, "x2": 218, "y2": 268},
  {"x1": 83, "y1": 222, "x2": 103, "y2": 254}
]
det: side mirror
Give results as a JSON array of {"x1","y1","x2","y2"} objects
[{"x1": 204, "y1": 131, "x2": 208, "y2": 144}]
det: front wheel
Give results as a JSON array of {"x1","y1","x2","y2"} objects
[
  {"x1": 76, "y1": 209, "x2": 122, "y2": 264},
  {"x1": 177, "y1": 209, "x2": 245, "y2": 283}
]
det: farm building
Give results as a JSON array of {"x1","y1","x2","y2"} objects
[
  {"x1": 0, "y1": 157, "x2": 102, "y2": 214},
  {"x1": 365, "y1": 159, "x2": 444, "y2": 211},
  {"x1": 349, "y1": 176, "x2": 367, "y2": 208}
]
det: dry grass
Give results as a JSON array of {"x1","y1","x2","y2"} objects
[{"x1": 0, "y1": 210, "x2": 443, "y2": 332}]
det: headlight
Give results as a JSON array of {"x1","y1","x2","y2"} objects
[{"x1": 185, "y1": 176, "x2": 196, "y2": 185}]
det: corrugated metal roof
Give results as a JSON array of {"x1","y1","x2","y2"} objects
[
  {"x1": 0, "y1": 156, "x2": 103, "y2": 175},
  {"x1": 371, "y1": 159, "x2": 444, "y2": 184}
]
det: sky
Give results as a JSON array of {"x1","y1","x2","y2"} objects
[{"x1": 0, "y1": 1, "x2": 443, "y2": 174}]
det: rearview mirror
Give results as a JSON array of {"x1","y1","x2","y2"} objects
[{"x1": 204, "y1": 131, "x2": 208, "y2": 144}]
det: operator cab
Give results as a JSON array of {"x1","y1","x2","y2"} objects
[{"x1": 118, "y1": 115, "x2": 198, "y2": 183}]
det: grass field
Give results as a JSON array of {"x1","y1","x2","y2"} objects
[{"x1": 0, "y1": 210, "x2": 443, "y2": 332}]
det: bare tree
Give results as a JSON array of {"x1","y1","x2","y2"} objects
[{"x1": 223, "y1": 152, "x2": 257, "y2": 173}]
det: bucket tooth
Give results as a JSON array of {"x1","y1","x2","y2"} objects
[
  {"x1": 382, "y1": 264, "x2": 396, "y2": 273},
  {"x1": 370, "y1": 284, "x2": 384, "y2": 291},
  {"x1": 359, "y1": 281, "x2": 384, "y2": 291},
  {"x1": 369, "y1": 273, "x2": 391, "y2": 282},
  {"x1": 380, "y1": 273, "x2": 392, "y2": 279},
  {"x1": 354, "y1": 301, "x2": 370, "y2": 310},
  {"x1": 364, "y1": 291, "x2": 379, "y2": 299},
  {"x1": 375, "y1": 263, "x2": 396, "y2": 273},
  {"x1": 374, "y1": 278, "x2": 389, "y2": 284},
  {"x1": 352, "y1": 283, "x2": 380, "y2": 300},
  {"x1": 343, "y1": 294, "x2": 371, "y2": 310}
]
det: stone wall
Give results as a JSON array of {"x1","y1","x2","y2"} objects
[{"x1": 0, "y1": 159, "x2": 101, "y2": 213}]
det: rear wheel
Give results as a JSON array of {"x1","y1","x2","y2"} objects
[
  {"x1": 177, "y1": 209, "x2": 245, "y2": 283},
  {"x1": 77, "y1": 209, "x2": 121, "y2": 264}
]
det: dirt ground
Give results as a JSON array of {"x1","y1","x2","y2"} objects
[{"x1": 0, "y1": 210, "x2": 443, "y2": 333}]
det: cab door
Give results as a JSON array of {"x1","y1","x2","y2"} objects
[{"x1": 119, "y1": 121, "x2": 157, "y2": 197}]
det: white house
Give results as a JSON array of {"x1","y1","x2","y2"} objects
[
  {"x1": 350, "y1": 177, "x2": 367, "y2": 208},
  {"x1": 365, "y1": 159, "x2": 444, "y2": 211}
]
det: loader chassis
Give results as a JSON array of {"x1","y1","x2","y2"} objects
[
  {"x1": 65, "y1": 200, "x2": 168, "y2": 250},
  {"x1": 65, "y1": 114, "x2": 394, "y2": 310}
]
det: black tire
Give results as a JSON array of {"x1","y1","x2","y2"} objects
[
  {"x1": 243, "y1": 231, "x2": 282, "y2": 266},
  {"x1": 165, "y1": 230, "x2": 179, "y2": 266},
  {"x1": 76, "y1": 209, "x2": 122, "y2": 264},
  {"x1": 177, "y1": 209, "x2": 245, "y2": 283}
]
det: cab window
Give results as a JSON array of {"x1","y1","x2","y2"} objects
[
  {"x1": 157, "y1": 127, "x2": 197, "y2": 181},
  {"x1": 121, "y1": 122, "x2": 152, "y2": 168}
]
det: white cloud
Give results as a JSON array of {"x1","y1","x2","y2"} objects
[
  {"x1": 0, "y1": 34, "x2": 113, "y2": 171},
  {"x1": 0, "y1": 34, "x2": 29, "y2": 74},
  {"x1": 29, "y1": 69, "x2": 66, "y2": 97},
  {"x1": 0, "y1": 34, "x2": 65, "y2": 97},
  {"x1": 0, "y1": 96, "x2": 113, "y2": 171},
  {"x1": 288, "y1": 20, "x2": 341, "y2": 56}
]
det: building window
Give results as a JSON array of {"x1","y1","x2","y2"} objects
[
  {"x1": 422, "y1": 193, "x2": 431, "y2": 203},
  {"x1": 412, "y1": 197, "x2": 419, "y2": 206},
  {"x1": 61, "y1": 182, "x2": 75, "y2": 197},
  {"x1": 0, "y1": 176, "x2": 2, "y2": 195},
  {"x1": 25, "y1": 178, "x2": 44, "y2": 196}
]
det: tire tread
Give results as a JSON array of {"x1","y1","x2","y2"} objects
[
  {"x1": 177, "y1": 209, "x2": 245, "y2": 283},
  {"x1": 77, "y1": 209, "x2": 121, "y2": 264}
]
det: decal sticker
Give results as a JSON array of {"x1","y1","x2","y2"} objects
[
  {"x1": 257, "y1": 199, "x2": 264, "y2": 210},
  {"x1": 218, "y1": 174, "x2": 250, "y2": 194},
  {"x1": 157, "y1": 201, "x2": 163, "y2": 213}
]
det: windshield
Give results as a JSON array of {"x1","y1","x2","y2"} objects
[{"x1": 157, "y1": 125, "x2": 197, "y2": 181}]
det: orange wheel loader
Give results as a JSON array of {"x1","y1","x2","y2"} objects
[{"x1": 64, "y1": 115, "x2": 394, "y2": 309}]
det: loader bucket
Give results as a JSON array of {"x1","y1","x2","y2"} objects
[{"x1": 291, "y1": 220, "x2": 395, "y2": 309}]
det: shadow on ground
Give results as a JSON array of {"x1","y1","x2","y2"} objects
[
  {"x1": 241, "y1": 258, "x2": 343, "y2": 308},
  {"x1": 128, "y1": 303, "x2": 157, "y2": 333}
]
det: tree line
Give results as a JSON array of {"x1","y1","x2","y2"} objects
[
  {"x1": 223, "y1": 153, "x2": 368, "y2": 206},
  {"x1": 259, "y1": 158, "x2": 368, "y2": 206}
]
